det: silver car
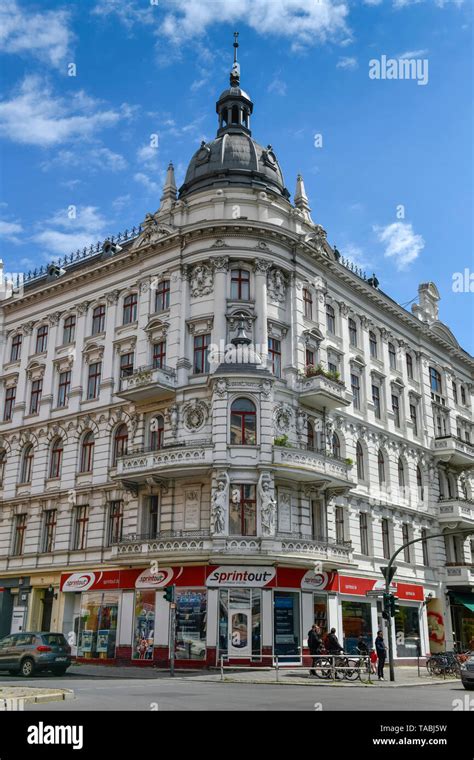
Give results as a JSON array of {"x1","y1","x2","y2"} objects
[{"x1": 0, "y1": 632, "x2": 71, "y2": 677}]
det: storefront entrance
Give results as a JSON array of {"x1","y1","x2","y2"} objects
[
  {"x1": 273, "y1": 591, "x2": 300, "y2": 662},
  {"x1": 229, "y1": 603, "x2": 252, "y2": 658},
  {"x1": 40, "y1": 588, "x2": 54, "y2": 632}
]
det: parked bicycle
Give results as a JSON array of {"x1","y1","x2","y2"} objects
[
  {"x1": 312, "y1": 651, "x2": 364, "y2": 681},
  {"x1": 426, "y1": 651, "x2": 467, "y2": 677}
]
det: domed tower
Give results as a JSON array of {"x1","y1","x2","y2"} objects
[{"x1": 179, "y1": 32, "x2": 290, "y2": 200}]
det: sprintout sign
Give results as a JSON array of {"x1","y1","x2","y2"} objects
[
  {"x1": 61, "y1": 572, "x2": 100, "y2": 592},
  {"x1": 301, "y1": 570, "x2": 337, "y2": 591},
  {"x1": 134, "y1": 568, "x2": 174, "y2": 589},
  {"x1": 206, "y1": 566, "x2": 276, "y2": 587}
]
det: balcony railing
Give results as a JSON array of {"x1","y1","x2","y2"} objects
[
  {"x1": 115, "y1": 439, "x2": 214, "y2": 480},
  {"x1": 438, "y1": 497, "x2": 474, "y2": 525},
  {"x1": 298, "y1": 373, "x2": 351, "y2": 411},
  {"x1": 272, "y1": 444, "x2": 354, "y2": 487},
  {"x1": 117, "y1": 363, "x2": 177, "y2": 401},
  {"x1": 432, "y1": 435, "x2": 474, "y2": 467}
]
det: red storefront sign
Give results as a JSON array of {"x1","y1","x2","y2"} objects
[
  {"x1": 60, "y1": 566, "x2": 207, "y2": 592},
  {"x1": 338, "y1": 574, "x2": 424, "y2": 601}
]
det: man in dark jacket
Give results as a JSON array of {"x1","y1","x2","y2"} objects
[
  {"x1": 375, "y1": 630, "x2": 387, "y2": 680},
  {"x1": 308, "y1": 624, "x2": 322, "y2": 675},
  {"x1": 325, "y1": 628, "x2": 344, "y2": 654}
]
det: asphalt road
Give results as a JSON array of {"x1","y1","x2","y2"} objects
[{"x1": 0, "y1": 672, "x2": 469, "y2": 711}]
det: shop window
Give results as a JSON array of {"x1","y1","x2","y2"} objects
[
  {"x1": 230, "y1": 269, "x2": 250, "y2": 301},
  {"x1": 230, "y1": 398, "x2": 256, "y2": 445},
  {"x1": 132, "y1": 590, "x2": 155, "y2": 660},
  {"x1": 77, "y1": 591, "x2": 119, "y2": 659},
  {"x1": 313, "y1": 594, "x2": 328, "y2": 637},
  {"x1": 273, "y1": 591, "x2": 300, "y2": 661},
  {"x1": 175, "y1": 590, "x2": 207, "y2": 660},
  {"x1": 229, "y1": 484, "x2": 256, "y2": 536},
  {"x1": 395, "y1": 606, "x2": 421, "y2": 658},
  {"x1": 155, "y1": 280, "x2": 170, "y2": 311},
  {"x1": 80, "y1": 431, "x2": 95, "y2": 473},
  {"x1": 341, "y1": 600, "x2": 373, "y2": 654}
]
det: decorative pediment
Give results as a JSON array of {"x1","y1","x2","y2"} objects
[
  {"x1": 145, "y1": 316, "x2": 169, "y2": 343},
  {"x1": 114, "y1": 335, "x2": 137, "y2": 355},
  {"x1": 83, "y1": 341, "x2": 104, "y2": 364},
  {"x1": 26, "y1": 360, "x2": 46, "y2": 381},
  {"x1": 133, "y1": 215, "x2": 175, "y2": 250}
]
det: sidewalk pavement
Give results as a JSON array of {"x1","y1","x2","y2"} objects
[
  {"x1": 66, "y1": 662, "x2": 459, "y2": 688},
  {"x1": 0, "y1": 686, "x2": 74, "y2": 705}
]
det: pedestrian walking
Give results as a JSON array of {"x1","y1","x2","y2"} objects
[
  {"x1": 375, "y1": 630, "x2": 387, "y2": 680},
  {"x1": 307, "y1": 624, "x2": 322, "y2": 676}
]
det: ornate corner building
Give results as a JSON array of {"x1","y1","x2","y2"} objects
[{"x1": 0, "y1": 42, "x2": 473, "y2": 667}]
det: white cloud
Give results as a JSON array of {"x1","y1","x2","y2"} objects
[
  {"x1": 341, "y1": 242, "x2": 372, "y2": 271},
  {"x1": 0, "y1": 76, "x2": 125, "y2": 147},
  {"x1": 267, "y1": 79, "x2": 288, "y2": 96},
  {"x1": 393, "y1": 0, "x2": 464, "y2": 7},
  {"x1": 34, "y1": 206, "x2": 109, "y2": 258},
  {"x1": 397, "y1": 49, "x2": 428, "y2": 59},
  {"x1": 0, "y1": 0, "x2": 73, "y2": 68},
  {"x1": 112, "y1": 194, "x2": 132, "y2": 212},
  {"x1": 96, "y1": 0, "x2": 350, "y2": 49},
  {"x1": 336, "y1": 56, "x2": 358, "y2": 69},
  {"x1": 374, "y1": 222, "x2": 424, "y2": 270},
  {"x1": 0, "y1": 219, "x2": 23, "y2": 244},
  {"x1": 137, "y1": 142, "x2": 160, "y2": 170},
  {"x1": 134, "y1": 172, "x2": 160, "y2": 194},
  {"x1": 42, "y1": 147, "x2": 127, "y2": 172}
]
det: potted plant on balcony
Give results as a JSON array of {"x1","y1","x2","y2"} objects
[
  {"x1": 274, "y1": 434, "x2": 291, "y2": 447},
  {"x1": 344, "y1": 457, "x2": 354, "y2": 467}
]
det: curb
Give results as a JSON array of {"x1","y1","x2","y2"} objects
[
  {"x1": 0, "y1": 688, "x2": 74, "y2": 705},
  {"x1": 188, "y1": 677, "x2": 458, "y2": 689}
]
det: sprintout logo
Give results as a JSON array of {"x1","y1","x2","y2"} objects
[
  {"x1": 206, "y1": 566, "x2": 276, "y2": 587},
  {"x1": 301, "y1": 570, "x2": 334, "y2": 591},
  {"x1": 62, "y1": 572, "x2": 96, "y2": 592},
  {"x1": 27, "y1": 722, "x2": 83, "y2": 750},
  {"x1": 135, "y1": 568, "x2": 174, "y2": 589}
]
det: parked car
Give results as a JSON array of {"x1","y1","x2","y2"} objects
[
  {"x1": 0, "y1": 632, "x2": 71, "y2": 677},
  {"x1": 460, "y1": 655, "x2": 474, "y2": 690}
]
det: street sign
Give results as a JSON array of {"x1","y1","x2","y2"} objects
[{"x1": 380, "y1": 565, "x2": 398, "y2": 584}]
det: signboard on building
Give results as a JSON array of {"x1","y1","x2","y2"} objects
[{"x1": 206, "y1": 566, "x2": 276, "y2": 588}]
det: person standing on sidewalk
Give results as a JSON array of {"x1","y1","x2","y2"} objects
[
  {"x1": 308, "y1": 624, "x2": 323, "y2": 676},
  {"x1": 375, "y1": 630, "x2": 387, "y2": 681}
]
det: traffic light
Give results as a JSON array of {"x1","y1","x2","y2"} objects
[
  {"x1": 163, "y1": 585, "x2": 175, "y2": 603},
  {"x1": 389, "y1": 594, "x2": 400, "y2": 618},
  {"x1": 382, "y1": 592, "x2": 391, "y2": 620}
]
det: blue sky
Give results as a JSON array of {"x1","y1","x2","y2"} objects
[{"x1": 0, "y1": 0, "x2": 473, "y2": 351}]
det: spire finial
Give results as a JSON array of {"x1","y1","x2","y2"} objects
[{"x1": 230, "y1": 31, "x2": 240, "y2": 87}]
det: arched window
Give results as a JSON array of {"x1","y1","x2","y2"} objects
[
  {"x1": 0, "y1": 449, "x2": 6, "y2": 484},
  {"x1": 398, "y1": 458, "x2": 405, "y2": 488},
  {"x1": 417, "y1": 465, "x2": 424, "y2": 501},
  {"x1": 356, "y1": 441, "x2": 364, "y2": 480},
  {"x1": 113, "y1": 424, "x2": 128, "y2": 465},
  {"x1": 332, "y1": 432, "x2": 341, "y2": 458},
  {"x1": 150, "y1": 415, "x2": 165, "y2": 451},
  {"x1": 230, "y1": 398, "x2": 256, "y2": 445},
  {"x1": 49, "y1": 437, "x2": 63, "y2": 479},
  {"x1": 307, "y1": 421, "x2": 314, "y2": 449},
  {"x1": 369, "y1": 332, "x2": 378, "y2": 359},
  {"x1": 20, "y1": 444, "x2": 34, "y2": 484},
  {"x1": 378, "y1": 450, "x2": 385, "y2": 485},
  {"x1": 429, "y1": 367, "x2": 442, "y2": 394},
  {"x1": 123, "y1": 293, "x2": 138, "y2": 325},
  {"x1": 326, "y1": 304, "x2": 335, "y2": 334},
  {"x1": 80, "y1": 432, "x2": 95, "y2": 473}
]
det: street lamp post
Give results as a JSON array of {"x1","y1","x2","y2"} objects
[{"x1": 382, "y1": 527, "x2": 473, "y2": 683}]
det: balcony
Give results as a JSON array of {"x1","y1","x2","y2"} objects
[
  {"x1": 272, "y1": 444, "x2": 355, "y2": 489},
  {"x1": 438, "y1": 498, "x2": 474, "y2": 529},
  {"x1": 108, "y1": 531, "x2": 354, "y2": 567},
  {"x1": 438, "y1": 564, "x2": 474, "y2": 587},
  {"x1": 432, "y1": 435, "x2": 474, "y2": 468},
  {"x1": 298, "y1": 373, "x2": 351, "y2": 411},
  {"x1": 114, "y1": 440, "x2": 213, "y2": 482},
  {"x1": 116, "y1": 364, "x2": 177, "y2": 402}
]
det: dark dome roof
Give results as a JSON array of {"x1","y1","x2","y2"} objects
[{"x1": 179, "y1": 132, "x2": 289, "y2": 199}]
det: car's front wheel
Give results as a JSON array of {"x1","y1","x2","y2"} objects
[
  {"x1": 462, "y1": 683, "x2": 474, "y2": 690},
  {"x1": 20, "y1": 658, "x2": 35, "y2": 677}
]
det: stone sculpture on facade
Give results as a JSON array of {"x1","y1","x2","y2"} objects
[
  {"x1": 258, "y1": 473, "x2": 277, "y2": 536},
  {"x1": 211, "y1": 472, "x2": 229, "y2": 535}
]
